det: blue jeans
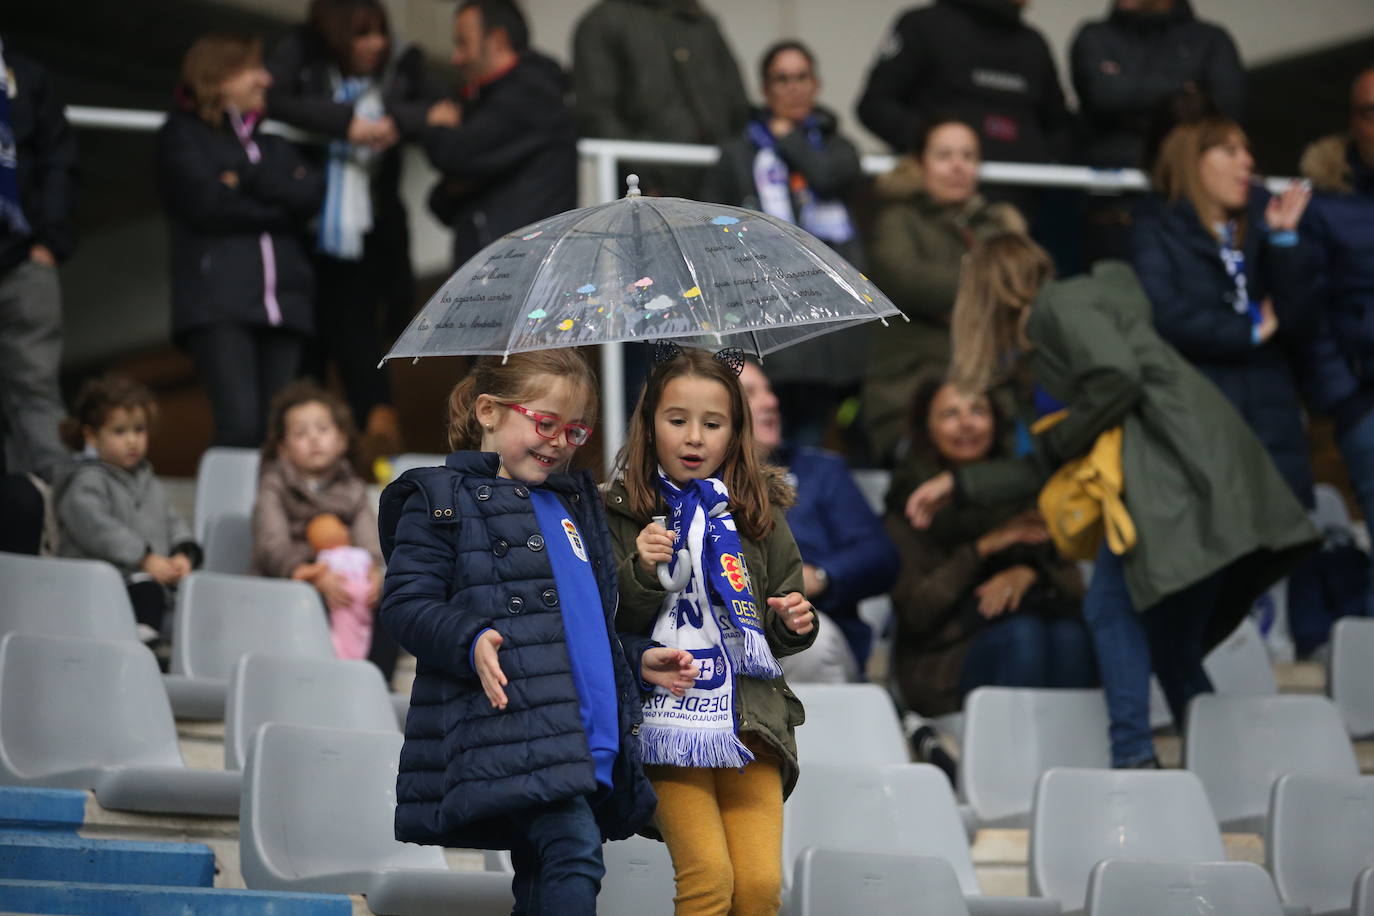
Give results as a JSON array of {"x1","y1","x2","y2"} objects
[
  {"x1": 1338, "y1": 406, "x2": 1374, "y2": 618},
  {"x1": 1083, "y1": 543, "x2": 1220, "y2": 766},
  {"x1": 508, "y1": 795, "x2": 604, "y2": 916},
  {"x1": 958, "y1": 612, "x2": 1098, "y2": 696}
]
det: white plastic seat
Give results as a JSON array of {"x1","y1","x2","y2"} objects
[
  {"x1": 0, "y1": 552, "x2": 136, "y2": 641},
  {"x1": 784, "y1": 763, "x2": 1059, "y2": 916},
  {"x1": 849, "y1": 469, "x2": 890, "y2": 515},
  {"x1": 1331, "y1": 617, "x2": 1374, "y2": 738},
  {"x1": 224, "y1": 653, "x2": 399, "y2": 770},
  {"x1": 1185, "y1": 694, "x2": 1359, "y2": 833},
  {"x1": 0, "y1": 633, "x2": 240, "y2": 815},
  {"x1": 201, "y1": 513, "x2": 253, "y2": 575},
  {"x1": 1314, "y1": 483, "x2": 1353, "y2": 533},
  {"x1": 1084, "y1": 860, "x2": 1285, "y2": 916},
  {"x1": 193, "y1": 447, "x2": 260, "y2": 542},
  {"x1": 790, "y1": 683, "x2": 909, "y2": 766},
  {"x1": 1267, "y1": 773, "x2": 1374, "y2": 916},
  {"x1": 792, "y1": 848, "x2": 972, "y2": 916},
  {"x1": 1203, "y1": 616, "x2": 1279, "y2": 696},
  {"x1": 1355, "y1": 867, "x2": 1374, "y2": 916},
  {"x1": 240, "y1": 723, "x2": 511, "y2": 915},
  {"x1": 387, "y1": 453, "x2": 447, "y2": 481},
  {"x1": 598, "y1": 834, "x2": 675, "y2": 916},
  {"x1": 961, "y1": 688, "x2": 1111, "y2": 828},
  {"x1": 1030, "y1": 768, "x2": 1225, "y2": 914}
]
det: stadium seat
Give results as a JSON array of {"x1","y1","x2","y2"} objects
[
  {"x1": 598, "y1": 834, "x2": 675, "y2": 916},
  {"x1": 1185, "y1": 694, "x2": 1359, "y2": 833},
  {"x1": 387, "y1": 453, "x2": 447, "y2": 481},
  {"x1": 169, "y1": 572, "x2": 334, "y2": 719},
  {"x1": 1084, "y1": 860, "x2": 1286, "y2": 916},
  {"x1": 193, "y1": 447, "x2": 260, "y2": 543},
  {"x1": 792, "y1": 848, "x2": 972, "y2": 916},
  {"x1": 0, "y1": 633, "x2": 240, "y2": 816},
  {"x1": 790, "y1": 683, "x2": 909, "y2": 766},
  {"x1": 201, "y1": 512, "x2": 253, "y2": 576},
  {"x1": 0, "y1": 552, "x2": 136, "y2": 641},
  {"x1": 1355, "y1": 867, "x2": 1374, "y2": 916},
  {"x1": 224, "y1": 653, "x2": 398, "y2": 770},
  {"x1": 849, "y1": 469, "x2": 890, "y2": 515},
  {"x1": 1029, "y1": 768, "x2": 1224, "y2": 914},
  {"x1": 240, "y1": 723, "x2": 512, "y2": 915},
  {"x1": 1314, "y1": 482, "x2": 1353, "y2": 533},
  {"x1": 1331, "y1": 617, "x2": 1374, "y2": 738},
  {"x1": 1203, "y1": 616, "x2": 1279, "y2": 696},
  {"x1": 784, "y1": 763, "x2": 1060, "y2": 915},
  {"x1": 1267, "y1": 773, "x2": 1374, "y2": 916},
  {"x1": 960, "y1": 688, "x2": 1111, "y2": 828}
]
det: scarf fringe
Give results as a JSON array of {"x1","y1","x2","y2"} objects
[
  {"x1": 738, "y1": 628, "x2": 784, "y2": 679},
  {"x1": 637, "y1": 723, "x2": 756, "y2": 769}
]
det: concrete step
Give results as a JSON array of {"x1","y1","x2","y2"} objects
[
  {"x1": 0, "y1": 832, "x2": 215, "y2": 887},
  {"x1": 0, "y1": 878, "x2": 352, "y2": 915}
]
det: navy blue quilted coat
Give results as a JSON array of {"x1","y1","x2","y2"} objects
[{"x1": 378, "y1": 451, "x2": 657, "y2": 848}]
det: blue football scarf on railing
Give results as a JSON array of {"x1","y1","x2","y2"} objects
[
  {"x1": 318, "y1": 72, "x2": 378, "y2": 260},
  {"x1": 0, "y1": 41, "x2": 32, "y2": 237}
]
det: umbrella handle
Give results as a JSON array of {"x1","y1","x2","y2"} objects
[{"x1": 652, "y1": 515, "x2": 693, "y2": 592}]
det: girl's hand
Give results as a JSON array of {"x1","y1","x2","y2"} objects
[
  {"x1": 474, "y1": 629, "x2": 508, "y2": 709},
  {"x1": 313, "y1": 570, "x2": 352, "y2": 610},
  {"x1": 1265, "y1": 181, "x2": 1311, "y2": 232},
  {"x1": 365, "y1": 566, "x2": 383, "y2": 607},
  {"x1": 636, "y1": 521, "x2": 676, "y2": 575},
  {"x1": 906, "y1": 471, "x2": 955, "y2": 529},
  {"x1": 974, "y1": 565, "x2": 1038, "y2": 619},
  {"x1": 769, "y1": 591, "x2": 816, "y2": 635},
  {"x1": 641, "y1": 647, "x2": 699, "y2": 697}
]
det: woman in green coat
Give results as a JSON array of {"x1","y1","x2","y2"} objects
[{"x1": 908, "y1": 233, "x2": 1316, "y2": 767}]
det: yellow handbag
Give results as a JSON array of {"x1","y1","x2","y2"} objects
[{"x1": 1029, "y1": 410, "x2": 1137, "y2": 561}]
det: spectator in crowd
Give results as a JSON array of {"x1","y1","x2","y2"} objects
[
  {"x1": 856, "y1": 0, "x2": 1071, "y2": 165},
  {"x1": 251, "y1": 380, "x2": 396, "y2": 681},
  {"x1": 422, "y1": 0, "x2": 576, "y2": 269},
  {"x1": 573, "y1": 0, "x2": 749, "y2": 199},
  {"x1": 740, "y1": 358, "x2": 899, "y2": 681},
  {"x1": 0, "y1": 35, "x2": 76, "y2": 484},
  {"x1": 54, "y1": 376, "x2": 201, "y2": 652},
  {"x1": 1300, "y1": 66, "x2": 1374, "y2": 617},
  {"x1": 1071, "y1": 1, "x2": 1243, "y2": 262},
  {"x1": 157, "y1": 33, "x2": 324, "y2": 448},
  {"x1": 267, "y1": 0, "x2": 439, "y2": 464},
  {"x1": 861, "y1": 117, "x2": 1027, "y2": 464},
  {"x1": 908, "y1": 235, "x2": 1316, "y2": 767},
  {"x1": 1131, "y1": 117, "x2": 1317, "y2": 507},
  {"x1": 886, "y1": 377, "x2": 1094, "y2": 716},
  {"x1": 706, "y1": 40, "x2": 866, "y2": 445}
]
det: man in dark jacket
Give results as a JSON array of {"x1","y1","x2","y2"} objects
[
  {"x1": 1071, "y1": 0, "x2": 1243, "y2": 170},
  {"x1": 0, "y1": 40, "x2": 76, "y2": 482},
  {"x1": 855, "y1": 0, "x2": 1071, "y2": 164},
  {"x1": 423, "y1": 0, "x2": 576, "y2": 268},
  {"x1": 573, "y1": 0, "x2": 749, "y2": 199}
]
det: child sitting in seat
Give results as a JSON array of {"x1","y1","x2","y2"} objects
[
  {"x1": 293, "y1": 512, "x2": 375, "y2": 660},
  {"x1": 252, "y1": 380, "x2": 389, "y2": 675},
  {"x1": 55, "y1": 375, "x2": 201, "y2": 648}
]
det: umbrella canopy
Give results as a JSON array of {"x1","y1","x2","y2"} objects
[{"x1": 383, "y1": 176, "x2": 902, "y2": 362}]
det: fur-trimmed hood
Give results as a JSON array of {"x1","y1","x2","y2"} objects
[
  {"x1": 872, "y1": 155, "x2": 1028, "y2": 234},
  {"x1": 1301, "y1": 133, "x2": 1354, "y2": 193}
]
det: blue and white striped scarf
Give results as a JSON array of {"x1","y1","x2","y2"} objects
[
  {"x1": 317, "y1": 73, "x2": 379, "y2": 260},
  {"x1": 0, "y1": 40, "x2": 31, "y2": 237}
]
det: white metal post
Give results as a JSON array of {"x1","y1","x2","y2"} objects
[{"x1": 595, "y1": 150, "x2": 627, "y2": 471}]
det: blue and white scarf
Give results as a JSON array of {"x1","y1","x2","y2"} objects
[
  {"x1": 748, "y1": 116, "x2": 854, "y2": 245},
  {"x1": 0, "y1": 40, "x2": 31, "y2": 237},
  {"x1": 318, "y1": 72, "x2": 380, "y2": 260},
  {"x1": 1217, "y1": 220, "x2": 1262, "y2": 330},
  {"x1": 638, "y1": 472, "x2": 782, "y2": 769}
]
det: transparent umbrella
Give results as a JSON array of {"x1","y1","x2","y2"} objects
[{"x1": 382, "y1": 175, "x2": 902, "y2": 362}]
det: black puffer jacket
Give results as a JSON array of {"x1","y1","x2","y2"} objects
[
  {"x1": 1070, "y1": 0, "x2": 1244, "y2": 168},
  {"x1": 378, "y1": 452, "x2": 657, "y2": 848},
  {"x1": 422, "y1": 52, "x2": 577, "y2": 269},
  {"x1": 155, "y1": 106, "x2": 324, "y2": 341},
  {"x1": 856, "y1": 0, "x2": 1071, "y2": 162}
]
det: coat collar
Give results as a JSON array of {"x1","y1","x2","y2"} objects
[{"x1": 444, "y1": 450, "x2": 584, "y2": 495}]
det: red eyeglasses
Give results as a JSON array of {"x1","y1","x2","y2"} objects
[{"x1": 504, "y1": 404, "x2": 593, "y2": 447}]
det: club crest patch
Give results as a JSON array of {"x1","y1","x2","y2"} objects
[
  {"x1": 562, "y1": 518, "x2": 587, "y2": 562},
  {"x1": 720, "y1": 553, "x2": 750, "y2": 592}
]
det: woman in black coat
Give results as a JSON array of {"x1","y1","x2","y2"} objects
[
  {"x1": 266, "y1": 0, "x2": 439, "y2": 456},
  {"x1": 156, "y1": 33, "x2": 324, "y2": 448},
  {"x1": 1131, "y1": 116, "x2": 1317, "y2": 505}
]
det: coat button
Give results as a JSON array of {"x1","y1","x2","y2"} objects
[
  {"x1": 507, "y1": 596, "x2": 524, "y2": 614},
  {"x1": 443, "y1": 508, "x2": 453, "y2": 517},
  {"x1": 476, "y1": 485, "x2": 491, "y2": 501},
  {"x1": 541, "y1": 588, "x2": 559, "y2": 607},
  {"x1": 493, "y1": 539, "x2": 509, "y2": 557},
  {"x1": 570, "y1": 492, "x2": 581, "y2": 503},
  {"x1": 514, "y1": 486, "x2": 530, "y2": 498},
  {"x1": 527, "y1": 534, "x2": 545, "y2": 551}
]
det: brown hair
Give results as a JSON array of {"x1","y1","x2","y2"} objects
[
  {"x1": 447, "y1": 349, "x2": 599, "y2": 452},
  {"x1": 308, "y1": 0, "x2": 390, "y2": 74},
  {"x1": 180, "y1": 32, "x2": 264, "y2": 125},
  {"x1": 617, "y1": 348, "x2": 792, "y2": 541},
  {"x1": 948, "y1": 232, "x2": 1055, "y2": 395},
  {"x1": 261, "y1": 380, "x2": 357, "y2": 462},
  {"x1": 61, "y1": 376, "x2": 158, "y2": 451},
  {"x1": 1153, "y1": 116, "x2": 1252, "y2": 242}
]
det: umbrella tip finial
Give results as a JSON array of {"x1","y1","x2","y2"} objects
[{"x1": 626, "y1": 174, "x2": 641, "y2": 198}]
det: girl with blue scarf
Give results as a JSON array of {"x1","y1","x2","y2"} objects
[{"x1": 605, "y1": 346, "x2": 818, "y2": 915}]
